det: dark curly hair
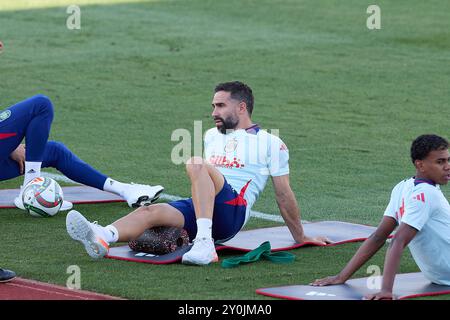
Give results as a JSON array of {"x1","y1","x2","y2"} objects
[
  {"x1": 411, "y1": 134, "x2": 448, "y2": 163},
  {"x1": 214, "y1": 81, "x2": 254, "y2": 116}
]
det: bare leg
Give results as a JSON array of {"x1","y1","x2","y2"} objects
[
  {"x1": 186, "y1": 156, "x2": 224, "y2": 219},
  {"x1": 181, "y1": 157, "x2": 223, "y2": 265},
  {"x1": 112, "y1": 203, "x2": 184, "y2": 242}
]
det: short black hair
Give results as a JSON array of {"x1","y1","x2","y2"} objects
[
  {"x1": 214, "y1": 81, "x2": 254, "y2": 116},
  {"x1": 410, "y1": 134, "x2": 449, "y2": 163}
]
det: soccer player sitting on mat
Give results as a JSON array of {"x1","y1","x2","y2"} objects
[
  {"x1": 66, "y1": 81, "x2": 331, "y2": 265},
  {"x1": 312, "y1": 134, "x2": 450, "y2": 300},
  {"x1": 0, "y1": 95, "x2": 164, "y2": 210}
]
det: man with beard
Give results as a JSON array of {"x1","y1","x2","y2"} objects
[{"x1": 66, "y1": 81, "x2": 330, "y2": 265}]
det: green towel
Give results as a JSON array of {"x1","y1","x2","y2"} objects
[{"x1": 221, "y1": 241, "x2": 295, "y2": 268}]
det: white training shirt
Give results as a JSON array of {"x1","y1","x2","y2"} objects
[
  {"x1": 204, "y1": 126, "x2": 290, "y2": 226},
  {"x1": 383, "y1": 177, "x2": 450, "y2": 285}
]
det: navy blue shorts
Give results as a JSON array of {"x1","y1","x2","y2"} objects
[{"x1": 168, "y1": 178, "x2": 249, "y2": 242}]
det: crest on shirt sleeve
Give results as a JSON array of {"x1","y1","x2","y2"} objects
[{"x1": 0, "y1": 110, "x2": 11, "y2": 122}]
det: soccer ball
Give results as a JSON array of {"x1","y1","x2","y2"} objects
[{"x1": 22, "y1": 177, "x2": 64, "y2": 217}]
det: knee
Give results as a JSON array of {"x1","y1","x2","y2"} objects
[
  {"x1": 47, "y1": 141, "x2": 67, "y2": 152},
  {"x1": 32, "y1": 94, "x2": 54, "y2": 117},
  {"x1": 46, "y1": 141, "x2": 70, "y2": 159},
  {"x1": 185, "y1": 156, "x2": 206, "y2": 177},
  {"x1": 134, "y1": 204, "x2": 161, "y2": 223}
]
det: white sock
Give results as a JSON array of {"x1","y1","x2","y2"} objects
[
  {"x1": 24, "y1": 162, "x2": 42, "y2": 185},
  {"x1": 196, "y1": 218, "x2": 212, "y2": 239},
  {"x1": 105, "y1": 225, "x2": 120, "y2": 243},
  {"x1": 103, "y1": 178, "x2": 128, "y2": 197},
  {"x1": 91, "y1": 223, "x2": 119, "y2": 243}
]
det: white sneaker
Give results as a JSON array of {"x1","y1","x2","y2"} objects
[
  {"x1": 66, "y1": 210, "x2": 109, "y2": 259},
  {"x1": 14, "y1": 188, "x2": 73, "y2": 211},
  {"x1": 122, "y1": 183, "x2": 164, "y2": 208},
  {"x1": 181, "y1": 237, "x2": 218, "y2": 265}
]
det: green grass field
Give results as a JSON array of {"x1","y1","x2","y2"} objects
[{"x1": 1, "y1": 0, "x2": 449, "y2": 300}]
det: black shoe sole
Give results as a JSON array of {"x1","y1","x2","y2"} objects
[
  {"x1": 131, "y1": 189, "x2": 164, "y2": 208},
  {"x1": 0, "y1": 276, "x2": 16, "y2": 283}
]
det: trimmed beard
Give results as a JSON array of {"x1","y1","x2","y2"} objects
[{"x1": 215, "y1": 116, "x2": 239, "y2": 134}]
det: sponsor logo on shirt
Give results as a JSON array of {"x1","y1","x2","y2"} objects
[
  {"x1": 209, "y1": 155, "x2": 245, "y2": 169},
  {"x1": 413, "y1": 193, "x2": 425, "y2": 203}
]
